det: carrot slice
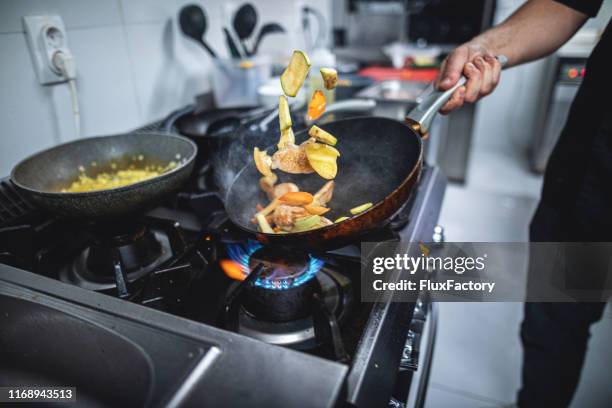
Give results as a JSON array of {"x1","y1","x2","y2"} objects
[
  {"x1": 279, "y1": 191, "x2": 314, "y2": 206},
  {"x1": 307, "y1": 90, "x2": 326, "y2": 121}
]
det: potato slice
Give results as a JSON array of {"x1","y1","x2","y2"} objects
[
  {"x1": 320, "y1": 67, "x2": 338, "y2": 90},
  {"x1": 308, "y1": 125, "x2": 337, "y2": 146},
  {"x1": 279, "y1": 95, "x2": 292, "y2": 131},
  {"x1": 277, "y1": 126, "x2": 295, "y2": 149},
  {"x1": 281, "y1": 50, "x2": 311, "y2": 97},
  {"x1": 305, "y1": 142, "x2": 340, "y2": 180},
  {"x1": 334, "y1": 216, "x2": 349, "y2": 223},
  {"x1": 254, "y1": 147, "x2": 273, "y2": 177}
]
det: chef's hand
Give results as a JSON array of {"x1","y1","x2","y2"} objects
[{"x1": 435, "y1": 43, "x2": 502, "y2": 114}]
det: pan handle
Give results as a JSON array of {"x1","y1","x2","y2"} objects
[
  {"x1": 405, "y1": 55, "x2": 508, "y2": 138},
  {"x1": 305, "y1": 99, "x2": 376, "y2": 126}
]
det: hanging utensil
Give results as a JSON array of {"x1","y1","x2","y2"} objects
[
  {"x1": 223, "y1": 27, "x2": 242, "y2": 58},
  {"x1": 251, "y1": 23, "x2": 285, "y2": 55},
  {"x1": 232, "y1": 3, "x2": 258, "y2": 56},
  {"x1": 178, "y1": 4, "x2": 217, "y2": 58}
]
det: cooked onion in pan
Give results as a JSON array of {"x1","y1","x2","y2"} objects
[{"x1": 62, "y1": 161, "x2": 177, "y2": 192}]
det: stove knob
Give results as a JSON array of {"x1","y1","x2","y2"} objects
[
  {"x1": 432, "y1": 225, "x2": 445, "y2": 244},
  {"x1": 388, "y1": 397, "x2": 406, "y2": 408},
  {"x1": 400, "y1": 329, "x2": 420, "y2": 371}
]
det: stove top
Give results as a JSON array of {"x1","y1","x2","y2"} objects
[{"x1": 0, "y1": 119, "x2": 446, "y2": 407}]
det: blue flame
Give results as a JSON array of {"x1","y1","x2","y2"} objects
[{"x1": 225, "y1": 240, "x2": 324, "y2": 290}]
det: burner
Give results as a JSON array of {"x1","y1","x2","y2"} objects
[
  {"x1": 219, "y1": 242, "x2": 354, "y2": 350},
  {"x1": 225, "y1": 241, "x2": 324, "y2": 289},
  {"x1": 59, "y1": 221, "x2": 173, "y2": 293},
  {"x1": 242, "y1": 275, "x2": 320, "y2": 322},
  {"x1": 237, "y1": 268, "x2": 353, "y2": 348}
]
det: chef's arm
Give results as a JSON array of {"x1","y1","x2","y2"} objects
[{"x1": 437, "y1": 0, "x2": 589, "y2": 113}]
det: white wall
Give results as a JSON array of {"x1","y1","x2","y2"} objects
[{"x1": 0, "y1": 0, "x2": 329, "y2": 176}]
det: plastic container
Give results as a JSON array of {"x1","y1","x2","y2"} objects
[{"x1": 210, "y1": 56, "x2": 272, "y2": 108}]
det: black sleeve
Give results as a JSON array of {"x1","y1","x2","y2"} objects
[{"x1": 554, "y1": 0, "x2": 603, "y2": 17}]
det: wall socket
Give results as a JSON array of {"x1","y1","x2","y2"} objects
[{"x1": 23, "y1": 15, "x2": 71, "y2": 85}]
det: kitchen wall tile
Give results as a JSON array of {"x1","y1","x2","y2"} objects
[
  {"x1": 0, "y1": 33, "x2": 63, "y2": 176},
  {"x1": 124, "y1": 21, "x2": 214, "y2": 122},
  {"x1": 119, "y1": 0, "x2": 177, "y2": 25},
  {"x1": 1, "y1": 25, "x2": 141, "y2": 175},
  {"x1": 66, "y1": 25, "x2": 142, "y2": 135},
  {"x1": 0, "y1": 0, "x2": 122, "y2": 34}
]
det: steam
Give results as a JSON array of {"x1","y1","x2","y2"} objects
[{"x1": 211, "y1": 118, "x2": 280, "y2": 199}]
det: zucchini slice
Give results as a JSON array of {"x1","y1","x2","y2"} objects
[
  {"x1": 308, "y1": 125, "x2": 337, "y2": 146},
  {"x1": 320, "y1": 67, "x2": 338, "y2": 90},
  {"x1": 277, "y1": 126, "x2": 295, "y2": 149},
  {"x1": 292, "y1": 215, "x2": 321, "y2": 232},
  {"x1": 281, "y1": 50, "x2": 311, "y2": 97},
  {"x1": 350, "y1": 202, "x2": 373, "y2": 215},
  {"x1": 279, "y1": 95, "x2": 292, "y2": 131}
]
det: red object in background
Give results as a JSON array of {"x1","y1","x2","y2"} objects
[
  {"x1": 568, "y1": 68, "x2": 578, "y2": 79},
  {"x1": 358, "y1": 67, "x2": 439, "y2": 83}
]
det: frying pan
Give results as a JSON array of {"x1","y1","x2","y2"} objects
[
  {"x1": 10, "y1": 133, "x2": 197, "y2": 220},
  {"x1": 225, "y1": 116, "x2": 422, "y2": 250},
  {"x1": 225, "y1": 56, "x2": 507, "y2": 250},
  {"x1": 163, "y1": 105, "x2": 270, "y2": 139}
]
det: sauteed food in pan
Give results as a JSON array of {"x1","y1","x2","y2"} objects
[
  {"x1": 251, "y1": 50, "x2": 346, "y2": 234},
  {"x1": 62, "y1": 160, "x2": 178, "y2": 193},
  {"x1": 10, "y1": 133, "x2": 197, "y2": 220}
]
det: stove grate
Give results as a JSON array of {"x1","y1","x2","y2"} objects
[{"x1": 0, "y1": 179, "x2": 35, "y2": 227}]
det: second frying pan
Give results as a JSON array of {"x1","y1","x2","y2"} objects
[{"x1": 10, "y1": 133, "x2": 197, "y2": 220}]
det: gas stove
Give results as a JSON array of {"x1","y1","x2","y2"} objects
[{"x1": 0, "y1": 121, "x2": 445, "y2": 407}]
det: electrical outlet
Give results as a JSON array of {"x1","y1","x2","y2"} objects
[{"x1": 23, "y1": 15, "x2": 71, "y2": 85}]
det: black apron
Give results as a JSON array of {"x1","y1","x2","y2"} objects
[{"x1": 532, "y1": 18, "x2": 612, "y2": 242}]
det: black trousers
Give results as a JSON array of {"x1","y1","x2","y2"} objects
[{"x1": 517, "y1": 203, "x2": 607, "y2": 407}]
